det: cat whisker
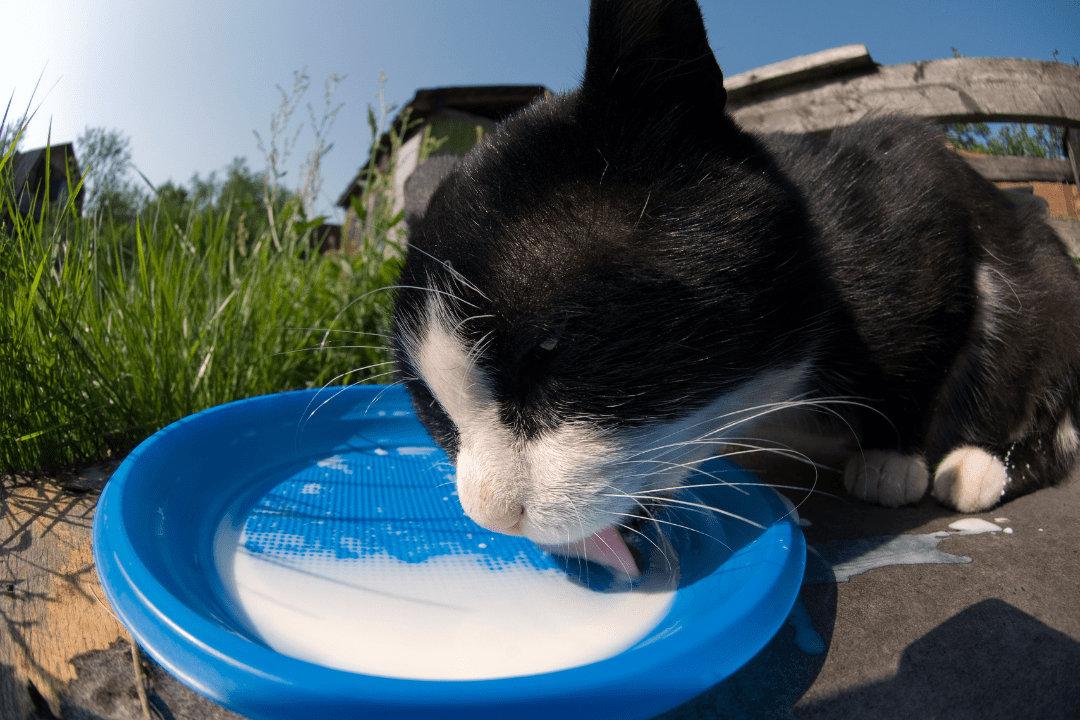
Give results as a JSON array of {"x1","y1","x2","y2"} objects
[
  {"x1": 606, "y1": 510, "x2": 734, "y2": 552},
  {"x1": 297, "y1": 368, "x2": 400, "y2": 445},
  {"x1": 297, "y1": 383, "x2": 357, "y2": 448},
  {"x1": 575, "y1": 518, "x2": 591, "y2": 586},
  {"x1": 590, "y1": 523, "x2": 638, "y2": 578},
  {"x1": 363, "y1": 379, "x2": 408, "y2": 414},
  {"x1": 615, "y1": 454, "x2": 753, "y2": 491},
  {"x1": 407, "y1": 245, "x2": 491, "y2": 301},
  {"x1": 282, "y1": 327, "x2": 393, "y2": 341},
  {"x1": 630, "y1": 395, "x2": 876, "y2": 455},
  {"x1": 325, "y1": 283, "x2": 476, "y2": 349},
  {"x1": 263, "y1": 345, "x2": 393, "y2": 361},
  {"x1": 602, "y1": 492, "x2": 766, "y2": 530},
  {"x1": 618, "y1": 397, "x2": 829, "y2": 461},
  {"x1": 715, "y1": 441, "x2": 833, "y2": 471},
  {"x1": 616, "y1": 439, "x2": 824, "y2": 474},
  {"x1": 612, "y1": 520, "x2": 674, "y2": 573},
  {"x1": 452, "y1": 314, "x2": 496, "y2": 335},
  {"x1": 626, "y1": 481, "x2": 846, "y2": 504},
  {"x1": 462, "y1": 330, "x2": 495, "y2": 392},
  {"x1": 636, "y1": 191, "x2": 651, "y2": 227}
]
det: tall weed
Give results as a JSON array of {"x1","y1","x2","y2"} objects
[{"x1": 1, "y1": 138, "x2": 401, "y2": 472}]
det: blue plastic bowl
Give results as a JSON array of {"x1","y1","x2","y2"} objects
[{"x1": 93, "y1": 385, "x2": 805, "y2": 720}]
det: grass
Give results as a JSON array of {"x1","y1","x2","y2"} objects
[{"x1": 1, "y1": 141, "x2": 402, "y2": 473}]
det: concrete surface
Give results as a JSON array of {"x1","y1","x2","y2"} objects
[{"x1": 5, "y1": 453, "x2": 1077, "y2": 720}]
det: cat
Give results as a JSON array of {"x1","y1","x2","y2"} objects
[{"x1": 389, "y1": 0, "x2": 1080, "y2": 565}]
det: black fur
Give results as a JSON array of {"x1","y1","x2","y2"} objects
[{"x1": 393, "y1": 0, "x2": 1080, "y2": 506}]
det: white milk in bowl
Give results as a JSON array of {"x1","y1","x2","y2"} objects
[{"x1": 213, "y1": 446, "x2": 681, "y2": 680}]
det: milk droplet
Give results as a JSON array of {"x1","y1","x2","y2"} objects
[{"x1": 947, "y1": 518, "x2": 1001, "y2": 534}]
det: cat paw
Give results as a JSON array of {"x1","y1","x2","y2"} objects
[
  {"x1": 843, "y1": 451, "x2": 928, "y2": 507},
  {"x1": 932, "y1": 446, "x2": 1007, "y2": 512}
]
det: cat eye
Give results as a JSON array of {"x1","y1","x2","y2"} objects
[{"x1": 538, "y1": 336, "x2": 559, "y2": 352}]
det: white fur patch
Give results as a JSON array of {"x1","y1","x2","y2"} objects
[
  {"x1": 408, "y1": 296, "x2": 814, "y2": 545},
  {"x1": 843, "y1": 451, "x2": 928, "y2": 507},
  {"x1": 972, "y1": 261, "x2": 1010, "y2": 345},
  {"x1": 1056, "y1": 411, "x2": 1079, "y2": 455},
  {"x1": 925, "y1": 261, "x2": 1015, "y2": 450},
  {"x1": 412, "y1": 298, "x2": 621, "y2": 543},
  {"x1": 413, "y1": 301, "x2": 526, "y2": 534},
  {"x1": 932, "y1": 446, "x2": 1008, "y2": 512}
]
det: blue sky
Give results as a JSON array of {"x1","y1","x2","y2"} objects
[{"x1": 4, "y1": 0, "x2": 1076, "y2": 218}]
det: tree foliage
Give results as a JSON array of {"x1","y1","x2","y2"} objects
[
  {"x1": 186, "y1": 156, "x2": 275, "y2": 213},
  {"x1": 947, "y1": 122, "x2": 1065, "y2": 159},
  {"x1": 69, "y1": 123, "x2": 286, "y2": 233},
  {"x1": 945, "y1": 47, "x2": 1068, "y2": 160},
  {"x1": 76, "y1": 126, "x2": 144, "y2": 222}
]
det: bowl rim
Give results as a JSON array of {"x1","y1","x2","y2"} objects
[{"x1": 93, "y1": 386, "x2": 805, "y2": 720}]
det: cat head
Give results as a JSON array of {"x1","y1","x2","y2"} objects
[{"x1": 391, "y1": 0, "x2": 823, "y2": 545}]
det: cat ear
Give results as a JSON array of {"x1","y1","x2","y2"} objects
[{"x1": 581, "y1": 0, "x2": 726, "y2": 136}]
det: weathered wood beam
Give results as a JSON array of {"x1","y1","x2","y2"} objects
[
  {"x1": 729, "y1": 57, "x2": 1080, "y2": 135},
  {"x1": 961, "y1": 155, "x2": 1074, "y2": 183},
  {"x1": 0, "y1": 475, "x2": 125, "y2": 719},
  {"x1": 725, "y1": 45, "x2": 876, "y2": 103},
  {"x1": 1066, "y1": 128, "x2": 1080, "y2": 187}
]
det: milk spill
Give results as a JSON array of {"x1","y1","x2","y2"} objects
[
  {"x1": 943, "y1": 518, "x2": 1002, "y2": 534},
  {"x1": 214, "y1": 523, "x2": 675, "y2": 680},
  {"x1": 805, "y1": 516, "x2": 1012, "y2": 584}
]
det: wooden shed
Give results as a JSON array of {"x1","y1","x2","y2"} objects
[
  {"x1": 335, "y1": 85, "x2": 548, "y2": 253},
  {"x1": 6, "y1": 143, "x2": 85, "y2": 220}
]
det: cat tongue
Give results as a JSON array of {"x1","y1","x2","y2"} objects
[{"x1": 538, "y1": 526, "x2": 640, "y2": 579}]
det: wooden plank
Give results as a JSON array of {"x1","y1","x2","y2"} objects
[
  {"x1": 962, "y1": 155, "x2": 1074, "y2": 183},
  {"x1": 0, "y1": 473, "x2": 126, "y2": 718},
  {"x1": 1, "y1": 467, "x2": 250, "y2": 719},
  {"x1": 725, "y1": 45, "x2": 876, "y2": 103},
  {"x1": 729, "y1": 57, "x2": 1080, "y2": 135},
  {"x1": 1066, "y1": 128, "x2": 1080, "y2": 187}
]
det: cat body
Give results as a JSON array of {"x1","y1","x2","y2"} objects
[{"x1": 391, "y1": 0, "x2": 1080, "y2": 552}]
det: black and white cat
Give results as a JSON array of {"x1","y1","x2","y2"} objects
[{"x1": 391, "y1": 0, "x2": 1080, "y2": 560}]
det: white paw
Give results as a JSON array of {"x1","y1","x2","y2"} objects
[
  {"x1": 843, "y1": 451, "x2": 928, "y2": 507},
  {"x1": 932, "y1": 446, "x2": 1007, "y2": 512}
]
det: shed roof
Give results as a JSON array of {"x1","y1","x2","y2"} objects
[
  {"x1": 7, "y1": 143, "x2": 85, "y2": 217},
  {"x1": 335, "y1": 85, "x2": 548, "y2": 208}
]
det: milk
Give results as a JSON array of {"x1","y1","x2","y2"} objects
[{"x1": 213, "y1": 447, "x2": 677, "y2": 680}]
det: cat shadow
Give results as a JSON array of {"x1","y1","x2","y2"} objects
[
  {"x1": 655, "y1": 557, "x2": 1080, "y2": 720},
  {"x1": 793, "y1": 598, "x2": 1080, "y2": 720}
]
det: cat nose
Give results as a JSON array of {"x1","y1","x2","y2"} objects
[{"x1": 474, "y1": 505, "x2": 525, "y2": 536}]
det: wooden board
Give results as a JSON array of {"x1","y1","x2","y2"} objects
[
  {"x1": 725, "y1": 45, "x2": 876, "y2": 103},
  {"x1": 0, "y1": 467, "x2": 249, "y2": 720},
  {"x1": 962, "y1": 155, "x2": 1074, "y2": 183},
  {"x1": 730, "y1": 57, "x2": 1080, "y2": 135},
  {"x1": 0, "y1": 471, "x2": 125, "y2": 718},
  {"x1": 1066, "y1": 128, "x2": 1080, "y2": 187}
]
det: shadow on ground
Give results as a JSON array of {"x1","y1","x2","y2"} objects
[
  {"x1": 656, "y1": 548, "x2": 1080, "y2": 720},
  {"x1": 53, "y1": 638, "x2": 247, "y2": 720},
  {"x1": 794, "y1": 598, "x2": 1080, "y2": 720}
]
